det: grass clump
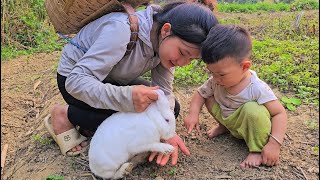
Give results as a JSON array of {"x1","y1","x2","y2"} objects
[
  {"x1": 174, "y1": 60, "x2": 208, "y2": 86},
  {"x1": 217, "y1": 0, "x2": 319, "y2": 13},
  {"x1": 1, "y1": 0, "x2": 63, "y2": 61},
  {"x1": 251, "y1": 38, "x2": 319, "y2": 103},
  {"x1": 218, "y1": 2, "x2": 291, "y2": 13}
]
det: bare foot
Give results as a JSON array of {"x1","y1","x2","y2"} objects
[
  {"x1": 207, "y1": 124, "x2": 229, "y2": 138},
  {"x1": 240, "y1": 152, "x2": 262, "y2": 169},
  {"x1": 51, "y1": 104, "x2": 88, "y2": 153}
]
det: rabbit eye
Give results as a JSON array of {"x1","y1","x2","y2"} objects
[{"x1": 165, "y1": 119, "x2": 169, "y2": 122}]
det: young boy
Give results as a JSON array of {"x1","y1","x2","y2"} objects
[{"x1": 184, "y1": 25, "x2": 288, "y2": 168}]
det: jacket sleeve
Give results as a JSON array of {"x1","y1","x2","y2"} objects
[
  {"x1": 151, "y1": 63, "x2": 176, "y2": 110},
  {"x1": 65, "y1": 20, "x2": 136, "y2": 112}
]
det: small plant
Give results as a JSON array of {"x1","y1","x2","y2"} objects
[
  {"x1": 312, "y1": 146, "x2": 319, "y2": 155},
  {"x1": 280, "y1": 96, "x2": 302, "y2": 111},
  {"x1": 174, "y1": 60, "x2": 208, "y2": 86},
  {"x1": 46, "y1": 175, "x2": 64, "y2": 180},
  {"x1": 218, "y1": 2, "x2": 291, "y2": 13},
  {"x1": 290, "y1": 0, "x2": 319, "y2": 11},
  {"x1": 304, "y1": 119, "x2": 319, "y2": 130},
  {"x1": 70, "y1": 157, "x2": 78, "y2": 170},
  {"x1": 150, "y1": 172, "x2": 157, "y2": 178},
  {"x1": 32, "y1": 134, "x2": 52, "y2": 145},
  {"x1": 168, "y1": 167, "x2": 176, "y2": 176}
]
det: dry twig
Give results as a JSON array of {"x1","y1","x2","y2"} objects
[
  {"x1": 1, "y1": 144, "x2": 9, "y2": 174},
  {"x1": 215, "y1": 175, "x2": 232, "y2": 179},
  {"x1": 74, "y1": 158, "x2": 90, "y2": 168},
  {"x1": 297, "y1": 166, "x2": 309, "y2": 180},
  {"x1": 285, "y1": 133, "x2": 293, "y2": 141},
  {"x1": 1, "y1": 123, "x2": 23, "y2": 129}
]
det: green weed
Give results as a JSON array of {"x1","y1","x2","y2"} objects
[
  {"x1": 218, "y1": 2, "x2": 291, "y2": 13},
  {"x1": 168, "y1": 167, "x2": 176, "y2": 176},
  {"x1": 280, "y1": 96, "x2": 302, "y2": 111},
  {"x1": 304, "y1": 119, "x2": 319, "y2": 130},
  {"x1": 32, "y1": 134, "x2": 52, "y2": 146},
  {"x1": 52, "y1": 61, "x2": 59, "y2": 73},
  {"x1": 252, "y1": 38, "x2": 319, "y2": 102},
  {"x1": 46, "y1": 175, "x2": 64, "y2": 180},
  {"x1": 174, "y1": 60, "x2": 208, "y2": 86},
  {"x1": 312, "y1": 146, "x2": 319, "y2": 155},
  {"x1": 218, "y1": 0, "x2": 319, "y2": 13},
  {"x1": 150, "y1": 172, "x2": 157, "y2": 178},
  {"x1": 1, "y1": 47, "x2": 29, "y2": 61},
  {"x1": 290, "y1": 0, "x2": 319, "y2": 10}
]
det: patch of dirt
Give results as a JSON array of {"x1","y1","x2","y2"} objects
[{"x1": 1, "y1": 52, "x2": 319, "y2": 180}]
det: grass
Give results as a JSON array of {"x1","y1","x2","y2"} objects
[
  {"x1": 1, "y1": 42, "x2": 63, "y2": 61},
  {"x1": 1, "y1": 0, "x2": 63, "y2": 61},
  {"x1": 46, "y1": 175, "x2": 64, "y2": 180},
  {"x1": 174, "y1": 61, "x2": 209, "y2": 86},
  {"x1": 304, "y1": 119, "x2": 319, "y2": 130},
  {"x1": 217, "y1": 0, "x2": 319, "y2": 13},
  {"x1": 32, "y1": 134, "x2": 52, "y2": 146},
  {"x1": 218, "y1": 2, "x2": 291, "y2": 12},
  {"x1": 252, "y1": 38, "x2": 319, "y2": 103}
]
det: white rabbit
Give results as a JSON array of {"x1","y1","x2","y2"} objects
[{"x1": 89, "y1": 89, "x2": 176, "y2": 179}]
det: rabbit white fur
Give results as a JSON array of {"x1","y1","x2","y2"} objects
[{"x1": 89, "y1": 89, "x2": 176, "y2": 179}]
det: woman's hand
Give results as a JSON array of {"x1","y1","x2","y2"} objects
[
  {"x1": 148, "y1": 134, "x2": 190, "y2": 166},
  {"x1": 261, "y1": 139, "x2": 281, "y2": 166},
  {"x1": 132, "y1": 85, "x2": 159, "y2": 112}
]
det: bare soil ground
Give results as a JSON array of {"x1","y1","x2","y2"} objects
[{"x1": 1, "y1": 52, "x2": 319, "y2": 180}]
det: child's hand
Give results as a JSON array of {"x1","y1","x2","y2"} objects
[
  {"x1": 184, "y1": 114, "x2": 200, "y2": 133},
  {"x1": 261, "y1": 140, "x2": 281, "y2": 166}
]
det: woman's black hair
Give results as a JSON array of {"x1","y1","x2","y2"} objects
[
  {"x1": 153, "y1": 2, "x2": 219, "y2": 46},
  {"x1": 201, "y1": 25, "x2": 252, "y2": 64}
]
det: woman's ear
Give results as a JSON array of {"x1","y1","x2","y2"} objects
[
  {"x1": 160, "y1": 23, "x2": 172, "y2": 38},
  {"x1": 241, "y1": 59, "x2": 251, "y2": 71}
]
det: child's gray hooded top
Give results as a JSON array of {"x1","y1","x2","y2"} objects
[{"x1": 58, "y1": 6, "x2": 175, "y2": 112}]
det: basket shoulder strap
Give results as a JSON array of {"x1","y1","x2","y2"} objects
[
  {"x1": 122, "y1": 3, "x2": 139, "y2": 56},
  {"x1": 58, "y1": 3, "x2": 140, "y2": 55}
]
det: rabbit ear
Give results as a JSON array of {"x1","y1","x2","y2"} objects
[
  {"x1": 155, "y1": 89, "x2": 169, "y2": 107},
  {"x1": 155, "y1": 89, "x2": 165, "y2": 97}
]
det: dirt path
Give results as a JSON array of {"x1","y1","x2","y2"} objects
[{"x1": 1, "y1": 52, "x2": 319, "y2": 180}]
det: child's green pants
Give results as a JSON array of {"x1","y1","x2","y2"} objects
[{"x1": 211, "y1": 102, "x2": 271, "y2": 152}]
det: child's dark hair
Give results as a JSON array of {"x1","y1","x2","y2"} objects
[
  {"x1": 201, "y1": 25, "x2": 252, "y2": 64},
  {"x1": 153, "y1": 2, "x2": 219, "y2": 46}
]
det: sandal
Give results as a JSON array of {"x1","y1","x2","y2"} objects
[{"x1": 44, "y1": 114, "x2": 88, "y2": 156}]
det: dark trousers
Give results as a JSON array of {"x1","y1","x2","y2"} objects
[{"x1": 57, "y1": 74, "x2": 180, "y2": 132}]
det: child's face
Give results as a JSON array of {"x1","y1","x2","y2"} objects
[{"x1": 206, "y1": 57, "x2": 250, "y2": 88}]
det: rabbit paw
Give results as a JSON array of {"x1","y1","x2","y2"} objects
[
  {"x1": 160, "y1": 144, "x2": 175, "y2": 154},
  {"x1": 113, "y1": 162, "x2": 134, "y2": 179}
]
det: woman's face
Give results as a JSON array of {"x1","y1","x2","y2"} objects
[{"x1": 157, "y1": 24, "x2": 201, "y2": 69}]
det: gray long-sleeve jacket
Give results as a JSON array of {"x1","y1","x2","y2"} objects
[{"x1": 57, "y1": 6, "x2": 175, "y2": 112}]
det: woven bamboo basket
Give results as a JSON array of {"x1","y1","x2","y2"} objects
[{"x1": 45, "y1": 0, "x2": 149, "y2": 34}]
